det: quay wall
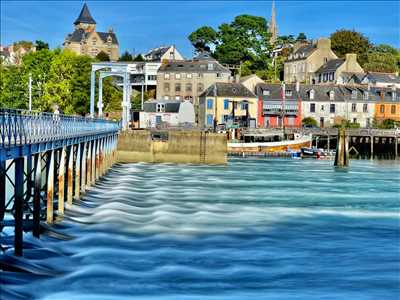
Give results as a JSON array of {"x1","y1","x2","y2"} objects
[{"x1": 117, "y1": 130, "x2": 227, "y2": 164}]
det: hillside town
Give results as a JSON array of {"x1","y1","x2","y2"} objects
[{"x1": 1, "y1": 2, "x2": 399, "y2": 132}]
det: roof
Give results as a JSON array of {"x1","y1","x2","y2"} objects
[
  {"x1": 339, "y1": 72, "x2": 366, "y2": 84},
  {"x1": 143, "y1": 99, "x2": 181, "y2": 113},
  {"x1": 144, "y1": 46, "x2": 171, "y2": 61},
  {"x1": 364, "y1": 72, "x2": 400, "y2": 84},
  {"x1": 200, "y1": 82, "x2": 256, "y2": 98},
  {"x1": 74, "y1": 3, "x2": 96, "y2": 25},
  {"x1": 66, "y1": 29, "x2": 118, "y2": 44},
  {"x1": 194, "y1": 51, "x2": 216, "y2": 61},
  {"x1": 158, "y1": 60, "x2": 230, "y2": 74},
  {"x1": 256, "y1": 83, "x2": 301, "y2": 101},
  {"x1": 286, "y1": 43, "x2": 316, "y2": 62},
  {"x1": 315, "y1": 59, "x2": 344, "y2": 74}
]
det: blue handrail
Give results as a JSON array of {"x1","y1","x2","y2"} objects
[{"x1": 0, "y1": 108, "x2": 120, "y2": 148}]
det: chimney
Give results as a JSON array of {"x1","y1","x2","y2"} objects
[
  {"x1": 345, "y1": 53, "x2": 357, "y2": 71},
  {"x1": 316, "y1": 38, "x2": 331, "y2": 50}
]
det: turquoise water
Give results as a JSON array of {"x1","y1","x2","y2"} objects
[{"x1": 1, "y1": 158, "x2": 400, "y2": 300}]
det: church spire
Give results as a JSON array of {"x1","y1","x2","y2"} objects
[
  {"x1": 74, "y1": 3, "x2": 96, "y2": 25},
  {"x1": 269, "y1": 0, "x2": 278, "y2": 44}
]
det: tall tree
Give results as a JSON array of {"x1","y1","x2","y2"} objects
[
  {"x1": 296, "y1": 33, "x2": 307, "y2": 41},
  {"x1": 133, "y1": 54, "x2": 145, "y2": 61},
  {"x1": 363, "y1": 45, "x2": 399, "y2": 73},
  {"x1": 188, "y1": 26, "x2": 218, "y2": 53},
  {"x1": 119, "y1": 50, "x2": 133, "y2": 61},
  {"x1": 96, "y1": 51, "x2": 110, "y2": 62},
  {"x1": 330, "y1": 29, "x2": 371, "y2": 65},
  {"x1": 35, "y1": 40, "x2": 49, "y2": 51}
]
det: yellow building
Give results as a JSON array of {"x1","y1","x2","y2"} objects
[
  {"x1": 64, "y1": 4, "x2": 119, "y2": 61},
  {"x1": 199, "y1": 82, "x2": 258, "y2": 128}
]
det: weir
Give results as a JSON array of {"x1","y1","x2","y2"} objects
[{"x1": 0, "y1": 109, "x2": 119, "y2": 256}]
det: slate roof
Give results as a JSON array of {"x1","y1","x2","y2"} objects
[
  {"x1": 66, "y1": 29, "x2": 118, "y2": 44},
  {"x1": 339, "y1": 72, "x2": 366, "y2": 84},
  {"x1": 158, "y1": 60, "x2": 230, "y2": 74},
  {"x1": 286, "y1": 43, "x2": 316, "y2": 62},
  {"x1": 194, "y1": 51, "x2": 216, "y2": 61},
  {"x1": 200, "y1": 83, "x2": 256, "y2": 98},
  {"x1": 74, "y1": 3, "x2": 96, "y2": 25},
  {"x1": 370, "y1": 87, "x2": 400, "y2": 102},
  {"x1": 144, "y1": 46, "x2": 171, "y2": 61},
  {"x1": 364, "y1": 72, "x2": 400, "y2": 84},
  {"x1": 143, "y1": 99, "x2": 181, "y2": 113},
  {"x1": 315, "y1": 59, "x2": 344, "y2": 74},
  {"x1": 256, "y1": 83, "x2": 301, "y2": 101}
]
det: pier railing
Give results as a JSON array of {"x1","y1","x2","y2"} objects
[{"x1": 0, "y1": 109, "x2": 120, "y2": 147}]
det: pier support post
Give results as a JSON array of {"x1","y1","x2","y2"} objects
[
  {"x1": 334, "y1": 129, "x2": 349, "y2": 167},
  {"x1": 96, "y1": 139, "x2": 100, "y2": 180},
  {"x1": 99, "y1": 138, "x2": 104, "y2": 176},
  {"x1": 58, "y1": 147, "x2": 66, "y2": 216},
  {"x1": 75, "y1": 143, "x2": 81, "y2": 200},
  {"x1": 395, "y1": 137, "x2": 398, "y2": 158},
  {"x1": 81, "y1": 142, "x2": 87, "y2": 193},
  {"x1": 67, "y1": 145, "x2": 73, "y2": 205},
  {"x1": 370, "y1": 135, "x2": 374, "y2": 159},
  {"x1": 327, "y1": 135, "x2": 330, "y2": 151},
  {"x1": 86, "y1": 141, "x2": 92, "y2": 189},
  {"x1": 46, "y1": 150, "x2": 55, "y2": 224},
  {"x1": 92, "y1": 139, "x2": 97, "y2": 183},
  {"x1": 14, "y1": 157, "x2": 24, "y2": 256},
  {"x1": 33, "y1": 153, "x2": 41, "y2": 238}
]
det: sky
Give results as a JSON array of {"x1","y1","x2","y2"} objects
[{"x1": 1, "y1": 1, "x2": 399, "y2": 58}]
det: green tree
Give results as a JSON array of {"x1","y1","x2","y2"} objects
[
  {"x1": 133, "y1": 54, "x2": 145, "y2": 61},
  {"x1": 302, "y1": 117, "x2": 318, "y2": 127},
  {"x1": 330, "y1": 29, "x2": 371, "y2": 66},
  {"x1": 35, "y1": 40, "x2": 49, "y2": 51},
  {"x1": 296, "y1": 33, "x2": 307, "y2": 41},
  {"x1": 96, "y1": 51, "x2": 110, "y2": 62},
  {"x1": 119, "y1": 51, "x2": 133, "y2": 61},
  {"x1": 363, "y1": 44, "x2": 400, "y2": 73},
  {"x1": 188, "y1": 26, "x2": 218, "y2": 53}
]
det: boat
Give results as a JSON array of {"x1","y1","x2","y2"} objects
[{"x1": 301, "y1": 147, "x2": 336, "y2": 159}]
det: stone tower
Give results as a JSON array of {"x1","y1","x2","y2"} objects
[
  {"x1": 74, "y1": 3, "x2": 96, "y2": 32},
  {"x1": 269, "y1": 0, "x2": 278, "y2": 44}
]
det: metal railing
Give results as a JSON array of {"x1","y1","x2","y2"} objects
[{"x1": 0, "y1": 109, "x2": 120, "y2": 147}]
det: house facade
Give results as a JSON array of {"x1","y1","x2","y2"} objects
[
  {"x1": 144, "y1": 46, "x2": 184, "y2": 62},
  {"x1": 284, "y1": 38, "x2": 338, "y2": 83},
  {"x1": 64, "y1": 4, "x2": 119, "y2": 61},
  {"x1": 199, "y1": 83, "x2": 258, "y2": 129},
  {"x1": 372, "y1": 87, "x2": 400, "y2": 122},
  {"x1": 156, "y1": 53, "x2": 231, "y2": 105}
]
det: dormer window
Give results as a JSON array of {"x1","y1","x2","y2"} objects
[
  {"x1": 309, "y1": 89, "x2": 315, "y2": 100},
  {"x1": 263, "y1": 90, "x2": 270, "y2": 96},
  {"x1": 351, "y1": 90, "x2": 357, "y2": 99},
  {"x1": 156, "y1": 103, "x2": 165, "y2": 112},
  {"x1": 207, "y1": 63, "x2": 214, "y2": 71},
  {"x1": 285, "y1": 90, "x2": 293, "y2": 97},
  {"x1": 329, "y1": 90, "x2": 335, "y2": 100}
]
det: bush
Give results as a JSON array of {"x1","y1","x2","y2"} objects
[{"x1": 302, "y1": 117, "x2": 318, "y2": 127}]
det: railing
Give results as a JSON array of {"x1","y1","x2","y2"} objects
[
  {"x1": 285, "y1": 127, "x2": 399, "y2": 137},
  {"x1": 0, "y1": 109, "x2": 120, "y2": 147}
]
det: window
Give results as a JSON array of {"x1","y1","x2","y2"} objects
[
  {"x1": 241, "y1": 102, "x2": 248, "y2": 110},
  {"x1": 391, "y1": 105, "x2": 396, "y2": 114},
  {"x1": 208, "y1": 63, "x2": 214, "y2": 70},
  {"x1": 224, "y1": 99, "x2": 229, "y2": 110},
  {"x1": 156, "y1": 103, "x2": 165, "y2": 112},
  {"x1": 320, "y1": 105, "x2": 324, "y2": 112},
  {"x1": 329, "y1": 72, "x2": 334, "y2": 81},
  {"x1": 92, "y1": 38, "x2": 97, "y2": 46},
  {"x1": 163, "y1": 95, "x2": 169, "y2": 100},
  {"x1": 263, "y1": 90, "x2": 270, "y2": 96},
  {"x1": 285, "y1": 90, "x2": 293, "y2": 97},
  {"x1": 207, "y1": 99, "x2": 213, "y2": 109},
  {"x1": 164, "y1": 73, "x2": 170, "y2": 80},
  {"x1": 366, "y1": 118, "x2": 370, "y2": 128},
  {"x1": 320, "y1": 117, "x2": 325, "y2": 128},
  {"x1": 186, "y1": 83, "x2": 192, "y2": 92},
  {"x1": 323, "y1": 74, "x2": 328, "y2": 82},
  {"x1": 148, "y1": 75, "x2": 156, "y2": 81},
  {"x1": 324, "y1": 57, "x2": 328, "y2": 63},
  {"x1": 351, "y1": 103, "x2": 357, "y2": 112},
  {"x1": 175, "y1": 83, "x2": 181, "y2": 92},
  {"x1": 164, "y1": 83, "x2": 170, "y2": 92},
  {"x1": 329, "y1": 91, "x2": 335, "y2": 100},
  {"x1": 217, "y1": 73, "x2": 224, "y2": 78},
  {"x1": 181, "y1": 73, "x2": 186, "y2": 79},
  {"x1": 363, "y1": 104, "x2": 368, "y2": 113},
  {"x1": 198, "y1": 73, "x2": 203, "y2": 78},
  {"x1": 175, "y1": 96, "x2": 180, "y2": 100},
  {"x1": 309, "y1": 89, "x2": 315, "y2": 100},
  {"x1": 187, "y1": 73, "x2": 192, "y2": 79},
  {"x1": 197, "y1": 83, "x2": 204, "y2": 92},
  {"x1": 330, "y1": 103, "x2": 335, "y2": 113},
  {"x1": 222, "y1": 115, "x2": 229, "y2": 123},
  {"x1": 310, "y1": 103, "x2": 315, "y2": 113},
  {"x1": 351, "y1": 90, "x2": 357, "y2": 99},
  {"x1": 380, "y1": 105, "x2": 385, "y2": 113},
  {"x1": 364, "y1": 91, "x2": 369, "y2": 100},
  {"x1": 175, "y1": 73, "x2": 181, "y2": 79},
  {"x1": 353, "y1": 118, "x2": 357, "y2": 124},
  {"x1": 207, "y1": 114, "x2": 213, "y2": 125},
  {"x1": 318, "y1": 74, "x2": 322, "y2": 83}
]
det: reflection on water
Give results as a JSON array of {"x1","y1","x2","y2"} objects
[{"x1": 1, "y1": 158, "x2": 400, "y2": 300}]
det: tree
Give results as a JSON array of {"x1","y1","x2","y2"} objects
[
  {"x1": 119, "y1": 51, "x2": 132, "y2": 61},
  {"x1": 35, "y1": 40, "x2": 49, "y2": 51},
  {"x1": 330, "y1": 29, "x2": 371, "y2": 66},
  {"x1": 188, "y1": 26, "x2": 218, "y2": 53},
  {"x1": 296, "y1": 33, "x2": 307, "y2": 41},
  {"x1": 302, "y1": 117, "x2": 318, "y2": 127},
  {"x1": 363, "y1": 44, "x2": 400, "y2": 73},
  {"x1": 96, "y1": 51, "x2": 110, "y2": 62},
  {"x1": 133, "y1": 54, "x2": 145, "y2": 61}
]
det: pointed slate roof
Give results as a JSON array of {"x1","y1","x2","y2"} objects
[{"x1": 74, "y1": 3, "x2": 96, "y2": 25}]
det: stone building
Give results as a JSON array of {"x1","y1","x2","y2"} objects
[
  {"x1": 284, "y1": 38, "x2": 338, "y2": 84},
  {"x1": 64, "y1": 3, "x2": 119, "y2": 61},
  {"x1": 199, "y1": 82, "x2": 258, "y2": 129},
  {"x1": 156, "y1": 52, "x2": 231, "y2": 105}
]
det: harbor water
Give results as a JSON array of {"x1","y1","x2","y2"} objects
[{"x1": 1, "y1": 158, "x2": 400, "y2": 300}]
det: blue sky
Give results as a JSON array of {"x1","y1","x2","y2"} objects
[{"x1": 1, "y1": 1, "x2": 399, "y2": 58}]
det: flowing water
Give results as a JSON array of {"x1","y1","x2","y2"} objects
[{"x1": 1, "y1": 158, "x2": 400, "y2": 300}]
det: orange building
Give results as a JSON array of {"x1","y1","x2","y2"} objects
[{"x1": 373, "y1": 88, "x2": 400, "y2": 122}]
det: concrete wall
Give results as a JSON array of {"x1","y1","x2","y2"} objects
[{"x1": 117, "y1": 130, "x2": 227, "y2": 164}]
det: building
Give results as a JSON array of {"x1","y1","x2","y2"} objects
[
  {"x1": 0, "y1": 43, "x2": 36, "y2": 65},
  {"x1": 300, "y1": 85, "x2": 375, "y2": 128},
  {"x1": 269, "y1": 0, "x2": 278, "y2": 44},
  {"x1": 255, "y1": 83, "x2": 302, "y2": 128},
  {"x1": 240, "y1": 74, "x2": 264, "y2": 94},
  {"x1": 156, "y1": 52, "x2": 231, "y2": 105},
  {"x1": 139, "y1": 99, "x2": 195, "y2": 128},
  {"x1": 337, "y1": 72, "x2": 365, "y2": 85},
  {"x1": 144, "y1": 46, "x2": 184, "y2": 62},
  {"x1": 199, "y1": 82, "x2": 258, "y2": 129},
  {"x1": 314, "y1": 54, "x2": 364, "y2": 85},
  {"x1": 372, "y1": 87, "x2": 400, "y2": 123},
  {"x1": 284, "y1": 38, "x2": 338, "y2": 83},
  {"x1": 127, "y1": 62, "x2": 161, "y2": 91},
  {"x1": 361, "y1": 72, "x2": 400, "y2": 89},
  {"x1": 64, "y1": 3, "x2": 119, "y2": 61}
]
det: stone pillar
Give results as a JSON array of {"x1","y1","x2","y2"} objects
[{"x1": 334, "y1": 129, "x2": 349, "y2": 167}]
